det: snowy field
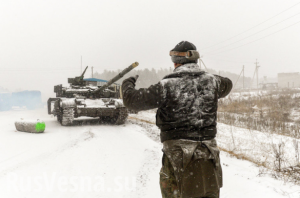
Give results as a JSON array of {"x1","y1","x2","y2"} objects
[{"x1": 0, "y1": 108, "x2": 300, "y2": 197}]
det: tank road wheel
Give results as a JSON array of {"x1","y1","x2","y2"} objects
[
  {"x1": 111, "y1": 107, "x2": 128, "y2": 125},
  {"x1": 61, "y1": 108, "x2": 75, "y2": 126},
  {"x1": 57, "y1": 114, "x2": 62, "y2": 124}
]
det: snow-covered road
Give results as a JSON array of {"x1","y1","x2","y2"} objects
[{"x1": 0, "y1": 108, "x2": 299, "y2": 198}]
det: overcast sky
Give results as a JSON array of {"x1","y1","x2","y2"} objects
[{"x1": 1, "y1": 0, "x2": 300, "y2": 99}]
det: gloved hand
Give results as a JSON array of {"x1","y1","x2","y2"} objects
[
  {"x1": 127, "y1": 75, "x2": 139, "y2": 83},
  {"x1": 132, "y1": 75, "x2": 139, "y2": 82},
  {"x1": 122, "y1": 75, "x2": 139, "y2": 85}
]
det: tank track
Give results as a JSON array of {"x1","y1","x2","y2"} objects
[
  {"x1": 57, "y1": 107, "x2": 127, "y2": 126},
  {"x1": 113, "y1": 107, "x2": 128, "y2": 125},
  {"x1": 61, "y1": 107, "x2": 74, "y2": 126},
  {"x1": 57, "y1": 114, "x2": 62, "y2": 123}
]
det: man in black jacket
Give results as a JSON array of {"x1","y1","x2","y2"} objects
[{"x1": 122, "y1": 41, "x2": 232, "y2": 198}]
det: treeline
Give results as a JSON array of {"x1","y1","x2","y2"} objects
[{"x1": 93, "y1": 67, "x2": 252, "y2": 89}]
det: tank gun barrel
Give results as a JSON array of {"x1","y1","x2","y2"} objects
[
  {"x1": 68, "y1": 66, "x2": 89, "y2": 85},
  {"x1": 93, "y1": 62, "x2": 139, "y2": 94},
  {"x1": 81, "y1": 66, "x2": 88, "y2": 79}
]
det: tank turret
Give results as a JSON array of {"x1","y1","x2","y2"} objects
[{"x1": 68, "y1": 66, "x2": 89, "y2": 86}]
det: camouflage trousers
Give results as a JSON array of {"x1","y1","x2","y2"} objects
[{"x1": 159, "y1": 139, "x2": 222, "y2": 198}]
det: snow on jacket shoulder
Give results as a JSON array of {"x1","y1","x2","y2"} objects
[{"x1": 122, "y1": 63, "x2": 232, "y2": 142}]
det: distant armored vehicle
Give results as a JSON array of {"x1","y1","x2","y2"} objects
[{"x1": 47, "y1": 62, "x2": 138, "y2": 126}]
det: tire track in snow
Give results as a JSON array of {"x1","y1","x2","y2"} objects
[
  {"x1": 134, "y1": 148, "x2": 160, "y2": 198},
  {"x1": 126, "y1": 119, "x2": 162, "y2": 198}
]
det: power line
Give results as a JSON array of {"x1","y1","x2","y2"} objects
[
  {"x1": 206, "y1": 20, "x2": 300, "y2": 55},
  {"x1": 243, "y1": 65, "x2": 245, "y2": 89},
  {"x1": 205, "y1": 12, "x2": 300, "y2": 54},
  {"x1": 204, "y1": 57, "x2": 254, "y2": 64},
  {"x1": 200, "y1": 2, "x2": 300, "y2": 51}
]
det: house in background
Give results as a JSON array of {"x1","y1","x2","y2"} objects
[
  {"x1": 278, "y1": 73, "x2": 300, "y2": 88},
  {"x1": 84, "y1": 78, "x2": 108, "y2": 86}
]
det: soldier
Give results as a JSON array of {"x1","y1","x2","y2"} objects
[{"x1": 122, "y1": 41, "x2": 232, "y2": 198}]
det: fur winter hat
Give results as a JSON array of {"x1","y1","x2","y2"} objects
[{"x1": 170, "y1": 41, "x2": 198, "y2": 64}]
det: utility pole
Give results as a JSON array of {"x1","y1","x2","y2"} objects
[
  {"x1": 200, "y1": 59, "x2": 208, "y2": 71},
  {"x1": 255, "y1": 59, "x2": 260, "y2": 90},
  {"x1": 250, "y1": 62, "x2": 257, "y2": 91},
  {"x1": 243, "y1": 65, "x2": 245, "y2": 89},
  {"x1": 91, "y1": 66, "x2": 94, "y2": 78},
  {"x1": 233, "y1": 67, "x2": 244, "y2": 90}
]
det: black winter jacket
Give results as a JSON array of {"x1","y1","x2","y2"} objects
[{"x1": 122, "y1": 63, "x2": 232, "y2": 142}]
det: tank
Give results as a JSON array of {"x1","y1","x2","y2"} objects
[{"x1": 47, "y1": 62, "x2": 138, "y2": 126}]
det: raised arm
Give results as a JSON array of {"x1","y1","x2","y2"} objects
[{"x1": 122, "y1": 76, "x2": 163, "y2": 111}]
